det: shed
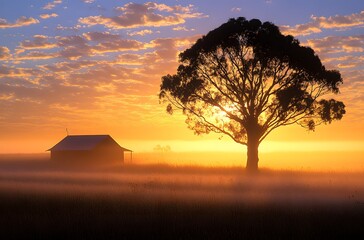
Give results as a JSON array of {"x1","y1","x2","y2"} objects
[{"x1": 48, "y1": 135, "x2": 131, "y2": 163}]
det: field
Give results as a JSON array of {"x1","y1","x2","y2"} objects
[{"x1": 1, "y1": 154, "x2": 364, "y2": 239}]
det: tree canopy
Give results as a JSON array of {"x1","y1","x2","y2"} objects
[{"x1": 159, "y1": 17, "x2": 345, "y2": 171}]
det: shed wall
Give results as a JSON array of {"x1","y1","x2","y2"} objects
[{"x1": 50, "y1": 149, "x2": 124, "y2": 163}]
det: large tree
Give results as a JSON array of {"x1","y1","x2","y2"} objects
[{"x1": 159, "y1": 17, "x2": 345, "y2": 172}]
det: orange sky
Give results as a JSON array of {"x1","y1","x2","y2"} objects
[{"x1": 0, "y1": 1, "x2": 363, "y2": 170}]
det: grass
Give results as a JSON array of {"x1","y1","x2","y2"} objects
[{"x1": 1, "y1": 155, "x2": 364, "y2": 239}]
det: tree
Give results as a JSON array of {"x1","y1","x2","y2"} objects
[{"x1": 159, "y1": 17, "x2": 345, "y2": 172}]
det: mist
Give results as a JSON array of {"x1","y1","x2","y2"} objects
[
  {"x1": 1, "y1": 153, "x2": 364, "y2": 205},
  {"x1": 1, "y1": 153, "x2": 364, "y2": 238}
]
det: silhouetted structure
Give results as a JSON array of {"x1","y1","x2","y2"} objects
[{"x1": 48, "y1": 135, "x2": 131, "y2": 163}]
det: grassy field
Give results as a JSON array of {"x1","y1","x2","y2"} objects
[{"x1": 1, "y1": 154, "x2": 364, "y2": 239}]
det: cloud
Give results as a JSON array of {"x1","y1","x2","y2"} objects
[
  {"x1": 0, "y1": 26, "x2": 202, "y2": 138},
  {"x1": 15, "y1": 51, "x2": 58, "y2": 60},
  {"x1": 0, "y1": 93, "x2": 14, "y2": 101},
  {"x1": 40, "y1": 60, "x2": 97, "y2": 73},
  {"x1": 116, "y1": 53, "x2": 145, "y2": 65},
  {"x1": 127, "y1": 29, "x2": 154, "y2": 36},
  {"x1": 341, "y1": 69, "x2": 364, "y2": 86},
  {"x1": 43, "y1": 0, "x2": 62, "y2": 10},
  {"x1": 91, "y1": 39, "x2": 144, "y2": 54},
  {"x1": 0, "y1": 2, "x2": 204, "y2": 141},
  {"x1": 305, "y1": 35, "x2": 364, "y2": 99},
  {"x1": 303, "y1": 32, "x2": 364, "y2": 122},
  {"x1": 231, "y1": 7, "x2": 241, "y2": 12},
  {"x1": 307, "y1": 35, "x2": 364, "y2": 54},
  {"x1": 56, "y1": 35, "x2": 90, "y2": 60},
  {"x1": 15, "y1": 31, "x2": 147, "y2": 61},
  {"x1": 0, "y1": 47, "x2": 11, "y2": 60},
  {"x1": 281, "y1": 11, "x2": 364, "y2": 36},
  {"x1": 39, "y1": 13, "x2": 58, "y2": 19},
  {"x1": 172, "y1": 26, "x2": 195, "y2": 31},
  {"x1": 322, "y1": 55, "x2": 364, "y2": 69},
  {"x1": 87, "y1": 33, "x2": 145, "y2": 53},
  {"x1": 57, "y1": 35, "x2": 88, "y2": 47},
  {"x1": 56, "y1": 24, "x2": 81, "y2": 32},
  {"x1": 83, "y1": 31, "x2": 121, "y2": 41},
  {"x1": 0, "y1": 16, "x2": 39, "y2": 29},
  {"x1": 56, "y1": 33, "x2": 145, "y2": 59},
  {"x1": 79, "y1": 2, "x2": 206, "y2": 29},
  {"x1": 83, "y1": 0, "x2": 95, "y2": 3},
  {"x1": 311, "y1": 11, "x2": 364, "y2": 29},
  {"x1": 280, "y1": 23, "x2": 321, "y2": 36},
  {"x1": 66, "y1": 63, "x2": 136, "y2": 87},
  {"x1": 19, "y1": 35, "x2": 57, "y2": 50},
  {"x1": 339, "y1": 56, "x2": 364, "y2": 69},
  {"x1": 146, "y1": 35, "x2": 200, "y2": 62},
  {"x1": 0, "y1": 64, "x2": 39, "y2": 78}
]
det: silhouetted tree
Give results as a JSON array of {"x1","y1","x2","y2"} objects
[{"x1": 159, "y1": 17, "x2": 345, "y2": 172}]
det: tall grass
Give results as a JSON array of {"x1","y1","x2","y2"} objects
[{"x1": 1, "y1": 154, "x2": 364, "y2": 239}]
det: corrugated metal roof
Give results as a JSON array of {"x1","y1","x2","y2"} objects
[{"x1": 48, "y1": 135, "x2": 131, "y2": 151}]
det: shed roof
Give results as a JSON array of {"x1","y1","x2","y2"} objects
[{"x1": 48, "y1": 135, "x2": 132, "y2": 152}]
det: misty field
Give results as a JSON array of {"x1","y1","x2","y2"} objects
[{"x1": 1, "y1": 154, "x2": 364, "y2": 239}]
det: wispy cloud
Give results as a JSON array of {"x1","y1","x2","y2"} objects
[
  {"x1": 79, "y1": 2, "x2": 206, "y2": 29},
  {"x1": 39, "y1": 13, "x2": 58, "y2": 19},
  {"x1": 127, "y1": 29, "x2": 154, "y2": 36},
  {"x1": 305, "y1": 33, "x2": 364, "y2": 121},
  {"x1": 56, "y1": 24, "x2": 82, "y2": 32},
  {"x1": 172, "y1": 26, "x2": 195, "y2": 31},
  {"x1": 231, "y1": 7, "x2": 241, "y2": 12},
  {"x1": 307, "y1": 35, "x2": 364, "y2": 54},
  {"x1": 0, "y1": 31, "x2": 199, "y2": 132},
  {"x1": 281, "y1": 11, "x2": 364, "y2": 36},
  {"x1": 82, "y1": 31, "x2": 121, "y2": 42},
  {"x1": 14, "y1": 31, "x2": 148, "y2": 61},
  {"x1": 56, "y1": 33, "x2": 145, "y2": 60},
  {"x1": 0, "y1": 47, "x2": 11, "y2": 60},
  {"x1": 15, "y1": 51, "x2": 58, "y2": 61},
  {"x1": 0, "y1": 17, "x2": 39, "y2": 29},
  {"x1": 43, "y1": 0, "x2": 62, "y2": 10},
  {"x1": 19, "y1": 35, "x2": 57, "y2": 50}
]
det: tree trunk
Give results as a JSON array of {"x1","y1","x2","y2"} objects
[{"x1": 246, "y1": 133, "x2": 260, "y2": 173}]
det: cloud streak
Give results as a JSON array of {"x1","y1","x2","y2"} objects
[
  {"x1": 15, "y1": 32, "x2": 146, "y2": 61},
  {"x1": 128, "y1": 29, "x2": 154, "y2": 36},
  {"x1": 281, "y1": 11, "x2": 364, "y2": 36},
  {"x1": 307, "y1": 35, "x2": 364, "y2": 54},
  {"x1": 0, "y1": 47, "x2": 11, "y2": 60},
  {"x1": 79, "y1": 2, "x2": 206, "y2": 29},
  {"x1": 0, "y1": 17, "x2": 39, "y2": 29},
  {"x1": 19, "y1": 35, "x2": 57, "y2": 50},
  {"x1": 39, "y1": 13, "x2": 58, "y2": 19},
  {"x1": 43, "y1": 0, "x2": 62, "y2": 10}
]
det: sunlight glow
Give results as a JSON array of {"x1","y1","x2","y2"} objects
[{"x1": 0, "y1": 1, "x2": 363, "y2": 172}]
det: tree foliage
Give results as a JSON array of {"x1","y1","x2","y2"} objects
[{"x1": 159, "y1": 17, "x2": 345, "y2": 168}]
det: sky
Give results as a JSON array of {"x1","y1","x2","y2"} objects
[{"x1": 0, "y1": 0, "x2": 363, "y2": 167}]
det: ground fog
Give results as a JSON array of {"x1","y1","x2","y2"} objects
[{"x1": 1, "y1": 154, "x2": 364, "y2": 239}]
